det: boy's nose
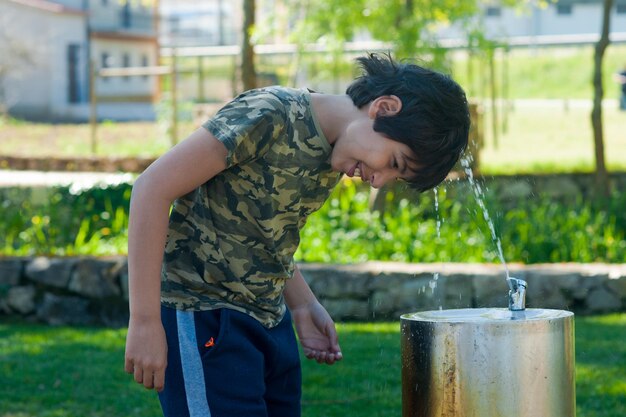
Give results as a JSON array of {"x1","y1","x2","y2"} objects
[{"x1": 370, "y1": 173, "x2": 393, "y2": 189}]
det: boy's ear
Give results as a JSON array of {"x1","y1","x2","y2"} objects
[{"x1": 369, "y1": 95, "x2": 402, "y2": 118}]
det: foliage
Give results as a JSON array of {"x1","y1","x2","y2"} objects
[
  {"x1": 285, "y1": 0, "x2": 473, "y2": 62},
  {"x1": 2, "y1": 178, "x2": 624, "y2": 264},
  {"x1": 281, "y1": 0, "x2": 536, "y2": 67},
  {"x1": 295, "y1": 179, "x2": 626, "y2": 264},
  {"x1": 0, "y1": 184, "x2": 131, "y2": 256},
  {"x1": 0, "y1": 314, "x2": 624, "y2": 417}
]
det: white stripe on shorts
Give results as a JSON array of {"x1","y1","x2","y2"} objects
[{"x1": 176, "y1": 310, "x2": 212, "y2": 417}]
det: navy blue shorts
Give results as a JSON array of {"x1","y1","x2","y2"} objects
[{"x1": 158, "y1": 306, "x2": 301, "y2": 417}]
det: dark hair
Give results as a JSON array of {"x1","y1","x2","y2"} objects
[{"x1": 346, "y1": 53, "x2": 470, "y2": 192}]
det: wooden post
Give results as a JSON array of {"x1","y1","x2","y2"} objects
[
  {"x1": 333, "y1": 55, "x2": 340, "y2": 94},
  {"x1": 170, "y1": 48, "x2": 178, "y2": 146},
  {"x1": 231, "y1": 55, "x2": 238, "y2": 96},
  {"x1": 154, "y1": 0, "x2": 162, "y2": 103},
  {"x1": 89, "y1": 59, "x2": 98, "y2": 155},
  {"x1": 467, "y1": 49, "x2": 474, "y2": 98},
  {"x1": 242, "y1": 0, "x2": 257, "y2": 91},
  {"x1": 488, "y1": 47, "x2": 499, "y2": 150},
  {"x1": 591, "y1": 0, "x2": 613, "y2": 197},
  {"x1": 197, "y1": 55, "x2": 205, "y2": 102},
  {"x1": 501, "y1": 47, "x2": 509, "y2": 135},
  {"x1": 468, "y1": 101, "x2": 484, "y2": 172}
]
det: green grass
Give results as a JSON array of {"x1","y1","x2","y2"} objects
[
  {"x1": 480, "y1": 104, "x2": 626, "y2": 174},
  {"x1": 0, "y1": 117, "x2": 189, "y2": 159},
  {"x1": 454, "y1": 44, "x2": 626, "y2": 101},
  {"x1": 1, "y1": 103, "x2": 624, "y2": 174},
  {"x1": 1, "y1": 314, "x2": 624, "y2": 417},
  {"x1": 575, "y1": 314, "x2": 626, "y2": 417}
]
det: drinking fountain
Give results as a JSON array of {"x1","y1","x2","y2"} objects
[{"x1": 400, "y1": 278, "x2": 575, "y2": 417}]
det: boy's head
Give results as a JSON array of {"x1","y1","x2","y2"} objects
[{"x1": 346, "y1": 53, "x2": 470, "y2": 192}]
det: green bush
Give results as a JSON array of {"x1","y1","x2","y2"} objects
[
  {"x1": 2, "y1": 179, "x2": 624, "y2": 263},
  {"x1": 295, "y1": 179, "x2": 626, "y2": 264},
  {"x1": 0, "y1": 184, "x2": 131, "y2": 256}
]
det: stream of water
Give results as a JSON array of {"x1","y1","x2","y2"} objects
[
  {"x1": 434, "y1": 187, "x2": 441, "y2": 239},
  {"x1": 429, "y1": 158, "x2": 511, "y2": 295},
  {"x1": 460, "y1": 158, "x2": 510, "y2": 280}
]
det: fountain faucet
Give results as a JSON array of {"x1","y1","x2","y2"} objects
[{"x1": 507, "y1": 277, "x2": 527, "y2": 311}]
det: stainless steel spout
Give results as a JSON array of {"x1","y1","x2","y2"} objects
[{"x1": 507, "y1": 277, "x2": 527, "y2": 311}]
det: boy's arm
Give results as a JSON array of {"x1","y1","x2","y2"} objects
[
  {"x1": 124, "y1": 127, "x2": 228, "y2": 391},
  {"x1": 285, "y1": 265, "x2": 343, "y2": 365}
]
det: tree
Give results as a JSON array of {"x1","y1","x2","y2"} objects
[
  {"x1": 590, "y1": 0, "x2": 613, "y2": 198},
  {"x1": 242, "y1": 0, "x2": 258, "y2": 91},
  {"x1": 285, "y1": 0, "x2": 496, "y2": 63}
]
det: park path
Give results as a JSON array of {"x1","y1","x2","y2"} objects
[{"x1": 0, "y1": 169, "x2": 134, "y2": 188}]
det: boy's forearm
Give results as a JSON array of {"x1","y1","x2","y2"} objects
[
  {"x1": 284, "y1": 265, "x2": 318, "y2": 310},
  {"x1": 127, "y1": 178, "x2": 171, "y2": 321}
]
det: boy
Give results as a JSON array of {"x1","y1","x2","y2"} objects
[{"x1": 124, "y1": 53, "x2": 470, "y2": 417}]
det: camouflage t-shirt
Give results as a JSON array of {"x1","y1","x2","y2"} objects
[{"x1": 161, "y1": 86, "x2": 342, "y2": 328}]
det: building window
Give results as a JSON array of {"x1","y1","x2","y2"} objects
[
  {"x1": 141, "y1": 55, "x2": 149, "y2": 80},
  {"x1": 101, "y1": 52, "x2": 110, "y2": 82},
  {"x1": 556, "y1": 4, "x2": 572, "y2": 15},
  {"x1": 123, "y1": 53, "x2": 130, "y2": 81},
  {"x1": 67, "y1": 44, "x2": 81, "y2": 103},
  {"x1": 122, "y1": 3, "x2": 131, "y2": 28},
  {"x1": 617, "y1": 4, "x2": 626, "y2": 14},
  {"x1": 101, "y1": 52, "x2": 109, "y2": 68},
  {"x1": 486, "y1": 6, "x2": 501, "y2": 17}
]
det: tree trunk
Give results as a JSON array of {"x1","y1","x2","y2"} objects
[
  {"x1": 591, "y1": 0, "x2": 613, "y2": 197},
  {"x1": 217, "y1": 0, "x2": 225, "y2": 45},
  {"x1": 242, "y1": 0, "x2": 257, "y2": 91},
  {"x1": 488, "y1": 47, "x2": 498, "y2": 150}
]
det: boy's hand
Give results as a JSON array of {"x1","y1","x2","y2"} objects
[
  {"x1": 291, "y1": 301, "x2": 343, "y2": 365},
  {"x1": 124, "y1": 317, "x2": 168, "y2": 392}
]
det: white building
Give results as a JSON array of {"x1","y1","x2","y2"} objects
[
  {"x1": 159, "y1": 0, "x2": 240, "y2": 47},
  {"x1": 0, "y1": 0, "x2": 159, "y2": 122},
  {"x1": 438, "y1": 0, "x2": 626, "y2": 45}
]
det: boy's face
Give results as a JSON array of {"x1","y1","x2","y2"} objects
[
  {"x1": 330, "y1": 95, "x2": 416, "y2": 189},
  {"x1": 330, "y1": 117, "x2": 415, "y2": 189}
]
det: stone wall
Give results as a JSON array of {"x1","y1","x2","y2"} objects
[
  {"x1": 0, "y1": 257, "x2": 129, "y2": 327},
  {"x1": 300, "y1": 262, "x2": 626, "y2": 321},
  {"x1": 1, "y1": 257, "x2": 625, "y2": 326},
  {"x1": 0, "y1": 155, "x2": 154, "y2": 173}
]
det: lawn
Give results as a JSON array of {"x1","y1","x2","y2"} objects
[
  {"x1": 0, "y1": 118, "x2": 185, "y2": 161},
  {"x1": 1, "y1": 314, "x2": 624, "y2": 417},
  {"x1": 454, "y1": 44, "x2": 626, "y2": 101},
  {"x1": 1, "y1": 102, "x2": 624, "y2": 175},
  {"x1": 480, "y1": 104, "x2": 626, "y2": 174}
]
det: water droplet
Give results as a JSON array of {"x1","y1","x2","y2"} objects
[{"x1": 434, "y1": 187, "x2": 441, "y2": 238}]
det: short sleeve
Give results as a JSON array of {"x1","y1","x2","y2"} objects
[{"x1": 202, "y1": 89, "x2": 287, "y2": 167}]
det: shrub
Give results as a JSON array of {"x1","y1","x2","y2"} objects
[{"x1": 2, "y1": 179, "x2": 624, "y2": 263}]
